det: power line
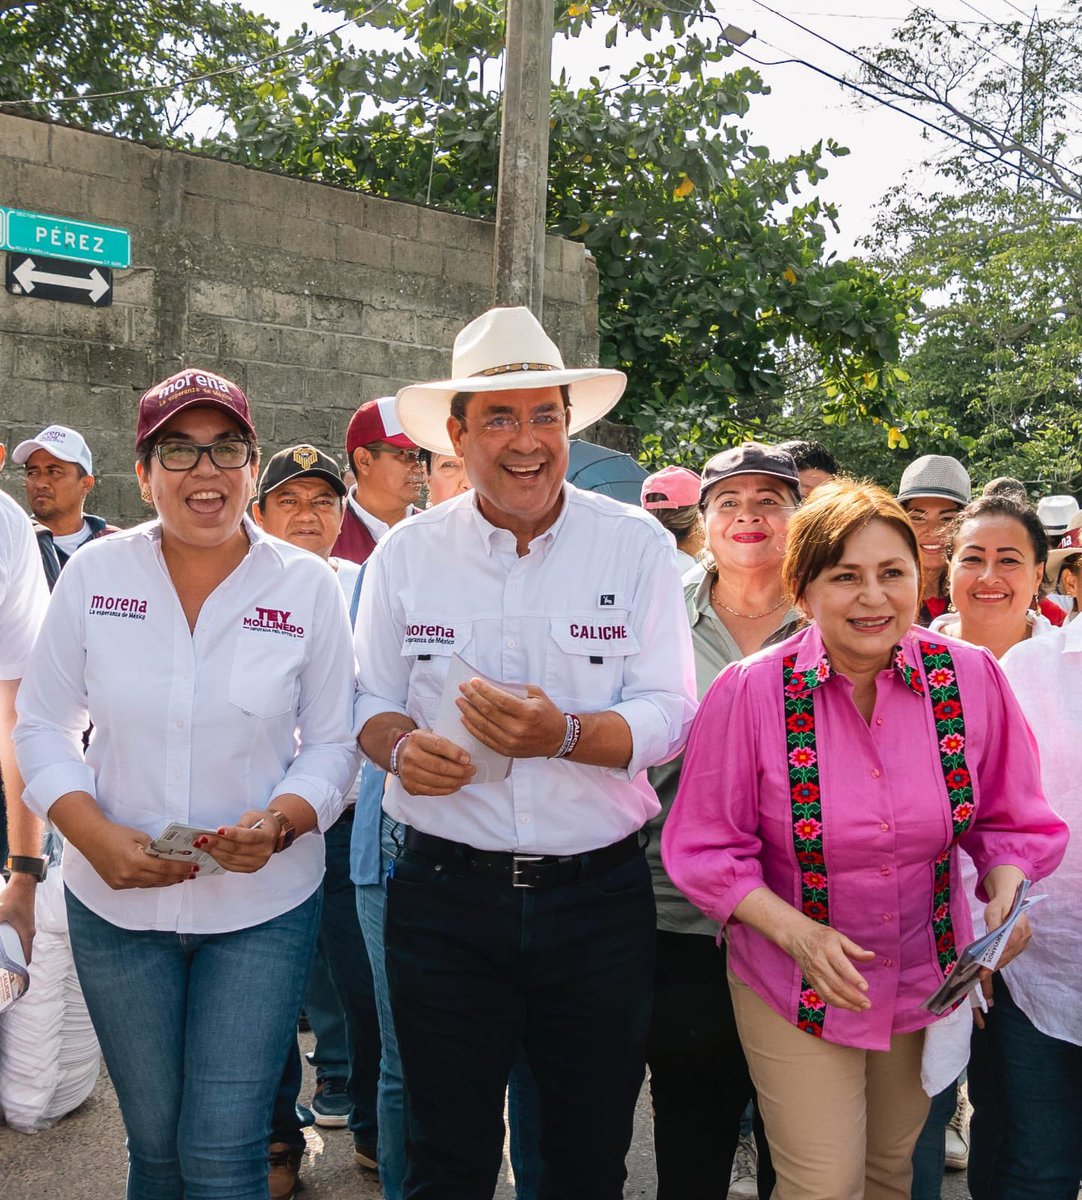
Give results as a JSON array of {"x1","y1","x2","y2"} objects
[
  {"x1": 911, "y1": 3, "x2": 1082, "y2": 125},
  {"x1": 744, "y1": 0, "x2": 1082, "y2": 194},
  {"x1": 0, "y1": 3, "x2": 391, "y2": 110}
]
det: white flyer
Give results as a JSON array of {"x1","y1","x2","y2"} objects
[
  {"x1": 0, "y1": 921, "x2": 30, "y2": 1012},
  {"x1": 143, "y1": 822, "x2": 226, "y2": 875},
  {"x1": 432, "y1": 653, "x2": 529, "y2": 785}
]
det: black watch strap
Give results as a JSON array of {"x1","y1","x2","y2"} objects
[{"x1": 4, "y1": 855, "x2": 48, "y2": 882}]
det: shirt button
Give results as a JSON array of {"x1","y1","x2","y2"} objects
[
  {"x1": 882, "y1": 913, "x2": 893, "y2": 922},
  {"x1": 507, "y1": 640, "x2": 516, "y2": 648},
  {"x1": 883, "y1": 957, "x2": 894, "y2": 967},
  {"x1": 519, "y1": 815, "x2": 530, "y2": 824},
  {"x1": 880, "y1": 822, "x2": 890, "y2": 833},
  {"x1": 871, "y1": 768, "x2": 881, "y2": 779},
  {"x1": 875, "y1": 717, "x2": 884, "y2": 726},
  {"x1": 879, "y1": 865, "x2": 890, "y2": 876}
]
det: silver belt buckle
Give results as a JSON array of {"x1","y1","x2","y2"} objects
[{"x1": 512, "y1": 854, "x2": 545, "y2": 888}]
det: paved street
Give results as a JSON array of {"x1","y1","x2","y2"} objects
[{"x1": 1, "y1": 1036, "x2": 970, "y2": 1198}]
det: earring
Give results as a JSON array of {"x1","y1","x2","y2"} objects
[{"x1": 140, "y1": 489, "x2": 151, "y2": 503}]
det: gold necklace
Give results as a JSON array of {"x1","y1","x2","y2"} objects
[{"x1": 710, "y1": 579, "x2": 788, "y2": 620}]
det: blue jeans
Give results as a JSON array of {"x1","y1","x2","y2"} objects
[
  {"x1": 968, "y1": 972, "x2": 1082, "y2": 1199},
  {"x1": 910, "y1": 1080, "x2": 956, "y2": 1199},
  {"x1": 385, "y1": 840, "x2": 656, "y2": 1200},
  {"x1": 271, "y1": 810, "x2": 380, "y2": 1148},
  {"x1": 65, "y1": 887, "x2": 321, "y2": 1200},
  {"x1": 357, "y1": 813, "x2": 409, "y2": 1200}
]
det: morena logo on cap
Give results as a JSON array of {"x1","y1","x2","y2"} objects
[
  {"x1": 155, "y1": 371, "x2": 233, "y2": 405},
  {"x1": 292, "y1": 446, "x2": 319, "y2": 470}
]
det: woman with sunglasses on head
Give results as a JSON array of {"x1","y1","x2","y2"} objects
[{"x1": 14, "y1": 370, "x2": 360, "y2": 1200}]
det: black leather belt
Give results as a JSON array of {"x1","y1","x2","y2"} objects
[{"x1": 401, "y1": 827, "x2": 642, "y2": 889}]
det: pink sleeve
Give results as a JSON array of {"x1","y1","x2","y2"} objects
[
  {"x1": 661, "y1": 661, "x2": 769, "y2": 925},
  {"x1": 961, "y1": 650, "x2": 1069, "y2": 900}
]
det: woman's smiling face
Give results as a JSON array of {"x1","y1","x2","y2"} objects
[
  {"x1": 137, "y1": 406, "x2": 257, "y2": 550},
  {"x1": 948, "y1": 512, "x2": 1044, "y2": 631}
]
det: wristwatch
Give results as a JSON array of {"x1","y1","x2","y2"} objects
[
  {"x1": 3, "y1": 855, "x2": 48, "y2": 882},
  {"x1": 267, "y1": 809, "x2": 296, "y2": 854}
]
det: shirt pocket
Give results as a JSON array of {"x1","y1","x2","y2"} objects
[
  {"x1": 544, "y1": 612, "x2": 640, "y2": 712},
  {"x1": 400, "y1": 616, "x2": 475, "y2": 728},
  {"x1": 228, "y1": 631, "x2": 306, "y2": 719}
]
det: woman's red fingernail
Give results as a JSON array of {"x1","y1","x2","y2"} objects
[
  {"x1": 217, "y1": 828, "x2": 227, "y2": 836},
  {"x1": 191, "y1": 864, "x2": 200, "y2": 872}
]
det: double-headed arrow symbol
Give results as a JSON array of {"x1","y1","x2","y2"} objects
[{"x1": 13, "y1": 256, "x2": 110, "y2": 303}]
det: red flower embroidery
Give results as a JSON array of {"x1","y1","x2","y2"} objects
[
  {"x1": 804, "y1": 901, "x2": 829, "y2": 921},
  {"x1": 939, "y1": 733, "x2": 965, "y2": 755},
  {"x1": 800, "y1": 987, "x2": 825, "y2": 1009},
  {"x1": 928, "y1": 667, "x2": 956, "y2": 688},
  {"x1": 952, "y1": 801, "x2": 974, "y2": 823},
  {"x1": 925, "y1": 642, "x2": 947, "y2": 653},
  {"x1": 934, "y1": 699, "x2": 962, "y2": 721},
  {"x1": 934, "y1": 903, "x2": 949, "y2": 921},
  {"x1": 802, "y1": 870, "x2": 827, "y2": 890},
  {"x1": 936, "y1": 930, "x2": 955, "y2": 953},
  {"x1": 945, "y1": 768, "x2": 971, "y2": 790},
  {"x1": 791, "y1": 782, "x2": 821, "y2": 805},
  {"x1": 786, "y1": 677, "x2": 810, "y2": 698},
  {"x1": 793, "y1": 816, "x2": 822, "y2": 840},
  {"x1": 787, "y1": 711, "x2": 814, "y2": 733},
  {"x1": 789, "y1": 746, "x2": 817, "y2": 768}
]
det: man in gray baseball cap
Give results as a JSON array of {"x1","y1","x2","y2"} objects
[{"x1": 896, "y1": 454, "x2": 971, "y2": 625}]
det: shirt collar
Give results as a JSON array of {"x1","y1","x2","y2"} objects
[
  {"x1": 142, "y1": 513, "x2": 284, "y2": 565},
  {"x1": 792, "y1": 624, "x2": 926, "y2": 696},
  {"x1": 470, "y1": 482, "x2": 572, "y2": 557}
]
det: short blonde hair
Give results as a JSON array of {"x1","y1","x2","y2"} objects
[{"x1": 782, "y1": 478, "x2": 922, "y2": 604}]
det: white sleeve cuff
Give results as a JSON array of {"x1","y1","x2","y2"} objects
[{"x1": 23, "y1": 761, "x2": 97, "y2": 821}]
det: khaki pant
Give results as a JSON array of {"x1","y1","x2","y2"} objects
[{"x1": 730, "y1": 974, "x2": 931, "y2": 1200}]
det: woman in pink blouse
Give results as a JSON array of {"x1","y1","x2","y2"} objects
[{"x1": 663, "y1": 479, "x2": 1068, "y2": 1200}]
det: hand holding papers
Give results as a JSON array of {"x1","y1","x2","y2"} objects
[
  {"x1": 434, "y1": 654, "x2": 529, "y2": 785},
  {"x1": 924, "y1": 879, "x2": 1046, "y2": 1016},
  {"x1": 143, "y1": 822, "x2": 226, "y2": 875},
  {"x1": 0, "y1": 922, "x2": 30, "y2": 1012}
]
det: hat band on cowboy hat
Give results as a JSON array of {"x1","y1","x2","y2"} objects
[
  {"x1": 1045, "y1": 513, "x2": 1082, "y2": 582},
  {"x1": 395, "y1": 306, "x2": 627, "y2": 456}
]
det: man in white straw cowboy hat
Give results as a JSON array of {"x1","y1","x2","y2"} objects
[{"x1": 353, "y1": 305, "x2": 697, "y2": 1198}]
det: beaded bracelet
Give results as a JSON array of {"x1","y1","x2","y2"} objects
[
  {"x1": 550, "y1": 712, "x2": 582, "y2": 760},
  {"x1": 389, "y1": 730, "x2": 413, "y2": 777}
]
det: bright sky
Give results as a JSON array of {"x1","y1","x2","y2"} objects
[{"x1": 249, "y1": 1, "x2": 1046, "y2": 258}]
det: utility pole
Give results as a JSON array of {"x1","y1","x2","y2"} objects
[{"x1": 492, "y1": 0, "x2": 554, "y2": 319}]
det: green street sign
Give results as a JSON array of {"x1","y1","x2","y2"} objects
[{"x1": 0, "y1": 207, "x2": 130, "y2": 269}]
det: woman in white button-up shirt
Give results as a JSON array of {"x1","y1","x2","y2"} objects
[{"x1": 14, "y1": 371, "x2": 360, "y2": 1200}]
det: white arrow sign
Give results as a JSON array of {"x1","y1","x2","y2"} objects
[{"x1": 13, "y1": 256, "x2": 110, "y2": 303}]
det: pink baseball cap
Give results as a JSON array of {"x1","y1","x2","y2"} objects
[
  {"x1": 346, "y1": 397, "x2": 417, "y2": 458},
  {"x1": 136, "y1": 369, "x2": 255, "y2": 447},
  {"x1": 641, "y1": 465, "x2": 701, "y2": 510}
]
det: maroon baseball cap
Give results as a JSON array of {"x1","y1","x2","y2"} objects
[
  {"x1": 346, "y1": 397, "x2": 417, "y2": 458},
  {"x1": 136, "y1": 369, "x2": 256, "y2": 447}
]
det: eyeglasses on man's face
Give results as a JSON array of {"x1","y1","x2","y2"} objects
[
  {"x1": 367, "y1": 443, "x2": 422, "y2": 465},
  {"x1": 469, "y1": 412, "x2": 566, "y2": 437},
  {"x1": 154, "y1": 439, "x2": 254, "y2": 472}
]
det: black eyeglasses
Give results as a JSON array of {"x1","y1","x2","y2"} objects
[{"x1": 154, "y1": 439, "x2": 254, "y2": 472}]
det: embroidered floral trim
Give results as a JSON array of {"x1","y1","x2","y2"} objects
[
  {"x1": 781, "y1": 639, "x2": 975, "y2": 1035},
  {"x1": 920, "y1": 641, "x2": 975, "y2": 975},
  {"x1": 782, "y1": 653, "x2": 829, "y2": 1036}
]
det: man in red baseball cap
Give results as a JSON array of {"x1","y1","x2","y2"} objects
[{"x1": 333, "y1": 398, "x2": 423, "y2": 565}]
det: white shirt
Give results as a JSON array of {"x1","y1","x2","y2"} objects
[
  {"x1": 997, "y1": 621, "x2": 1082, "y2": 1045},
  {"x1": 332, "y1": 556, "x2": 363, "y2": 613},
  {"x1": 14, "y1": 517, "x2": 360, "y2": 934},
  {"x1": 347, "y1": 490, "x2": 419, "y2": 544},
  {"x1": 0, "y1": 490, "x2": 49, "y2": 679},
  {"x1": 354, "y1": 485, "x2": 697, "y2": 855},
  {"x1": 52, "y1": 521, "x2": 92, "y2": 557}
]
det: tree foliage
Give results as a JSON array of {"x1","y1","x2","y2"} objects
[
  {"x1": 0, "y1": 0, "x2": 281, "y2": 141},
  {"x1": 1, "y1": 0, "x2": 920, "y2": 466},
  {"x1": 850, "y1": 6, "x2": 1082, "y2": 493},
  {"x1": 202, "y1": 0, "x2": 918, "y2": 464}
]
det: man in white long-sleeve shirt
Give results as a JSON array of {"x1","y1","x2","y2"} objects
[{"x1": 354, "y1": 307, "x2": 697, "y2": 1200}]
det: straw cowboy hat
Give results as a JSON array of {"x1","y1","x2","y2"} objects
[
  {"x1": 395, "y1": 306, "x2": 626, "y2": 455},
  {"x1": 1046, "y1": 511, "x2": 1082, "y2": 582}
]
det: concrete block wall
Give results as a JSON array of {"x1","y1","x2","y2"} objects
[{"x1": 0, "y1": 115, "x2": 599, "y2": 524}]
